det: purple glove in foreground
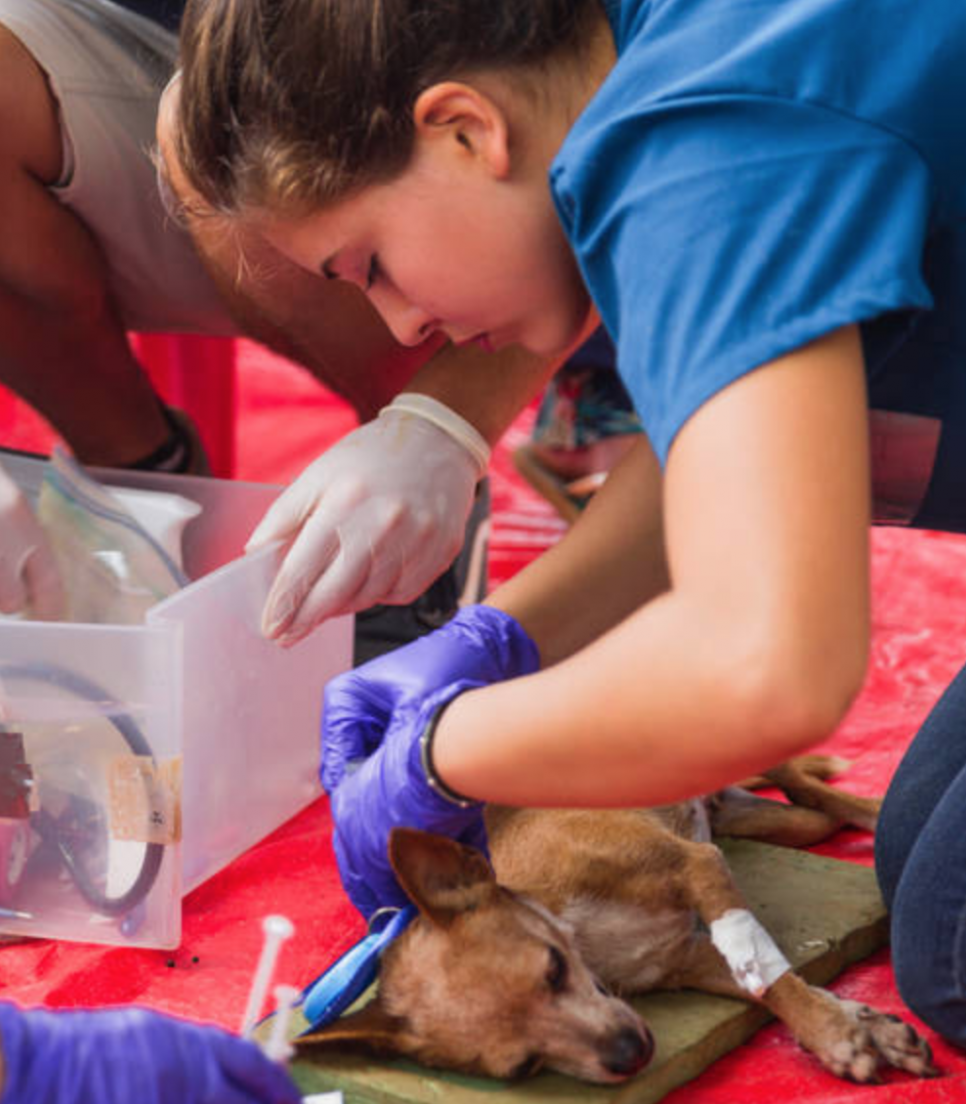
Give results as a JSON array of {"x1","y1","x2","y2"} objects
[
  {"x1": 0, "y1": 1002, "x2": 299, "y2": 1104},
  {"x1": 322, "y1": 605, "x2": 540, "y2": 917},
  {"x1": 321, "y1": 605, "x2": 540, "y2": 793}
]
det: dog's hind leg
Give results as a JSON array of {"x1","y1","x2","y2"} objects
[
  {"x1": 763, "y1": 758, "x2": 880, "y2": 832},
  {"x1": 711, "y1": 756, "x2": 879, "y2": 841},
  {"x1": 709, "y1": 786, "x2": 847, "y2": 847}
]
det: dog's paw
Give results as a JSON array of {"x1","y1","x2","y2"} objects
[
  {"x1": 804, "y1": 992, "x2": 938, "y2": 1081},
  {"x1": 840, "y1": 1000, "x2": 938, "y2": 1078}
]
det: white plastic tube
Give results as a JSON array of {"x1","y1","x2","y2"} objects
[
  {"x1": 240, "y1": 914, "x2": 295, "y2": 1037},
  {"x1": 264, "y1": 983, "x2": 301, "y2": 1063}
]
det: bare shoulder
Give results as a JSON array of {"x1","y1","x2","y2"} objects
[{"x1": 0, "y1": 22, "x2": 62, "y2": 181}]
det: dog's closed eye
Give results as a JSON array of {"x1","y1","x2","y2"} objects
[{"x1": 547, "y1": 946, "x2": 568, "y2": 993}]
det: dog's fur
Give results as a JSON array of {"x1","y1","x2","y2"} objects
[{"x1": 300, "y1": 757, "x2": 936, "y2": 1085}]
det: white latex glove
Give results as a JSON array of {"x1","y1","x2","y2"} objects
[
  {"x1": 247, "y1": 394, "x2": 490, "y2": 646},
  {"x1": 0, "y1": 463, "x2": 64, "y2": 621}
]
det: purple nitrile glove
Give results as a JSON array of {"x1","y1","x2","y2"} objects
[
  {"x1": 0, "y1": 1002, "x2": 300, "y2": 1104},
  {"x1": 330, "y1": 679, "x2": 490, "y2": 918},
  {"x1": 321, "y1": 604, "x2": 540, "y2": 794}
]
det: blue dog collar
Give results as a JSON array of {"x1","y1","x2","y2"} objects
[{"x1": 300, "y1": 905, "x2": 416, "y2": 1032}]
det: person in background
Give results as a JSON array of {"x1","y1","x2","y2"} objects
[
  {"x1": 0, "y1": 0, "x2": 555, "y2": 647},
  {"x1": 174, "y1": 0, "x2": 966, "y2": 1048},
  {"x1": 513, "y1": 328, "x2": 642, "y2": 522},
  {"x1": 0, "y1": 1001, "x2": 299, "y2": 1103}
]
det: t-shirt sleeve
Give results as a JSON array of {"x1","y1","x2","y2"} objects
[{"x1": 551, "y1": 95, "x2": 935, "y2": 463}]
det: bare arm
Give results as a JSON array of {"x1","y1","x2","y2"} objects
[
  {"x1": 434, "y1": 325, "x2": 871, "y2": 806},
  {"x1": 493, "y1": 431, "x2": 669, "y2": 665},
  {"x1": 0, "y1": 26, "x2": 169, "y2": 465}
]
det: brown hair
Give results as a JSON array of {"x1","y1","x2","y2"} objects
[{"x1": 175, "y1": 0, "x2": 600, "y2": 217}]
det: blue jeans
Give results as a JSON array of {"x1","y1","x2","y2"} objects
[
  {"x1": 112, "y1": 0, "x2": 183, "y2": 31},
  {"x1": 876, "y1": 659, "x2": 966, "y2": 1046}
]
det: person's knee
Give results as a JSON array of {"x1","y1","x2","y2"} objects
[
  {"x1": 891, "y1": 932, "x2": 955, "y2": 1042},
  {"x1": 873, "y1": 784, "x2": 906, "y2": 910},
  {"x1": 891, "y1": 879, "x2": 966, "y2": 1046},
  {"x1": 873, "y1": 730, "x2": 952, "y2": 912}
]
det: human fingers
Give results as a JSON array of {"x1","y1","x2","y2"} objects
[
  {"x1": 245, "y1": 468, "x2": 322, "y2": 553},
  {"x1": 0, "y1": 551, "x2": 30, "y2": 615},
  {"x1": 320, "y1": 673, "x2": 395, "y2": 794},
  {"x1": 259, "y1": 506, "x2": 344, "y2": 639},
  {"x1": 274, "y1": 525, "x2": 407, "y2": 647},
  {"x1": 20, "y1": 540, "x2": 65, "y2": 621}
]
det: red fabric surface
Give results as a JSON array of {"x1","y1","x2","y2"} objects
[{"x1": 3, "y1": 341, "x2": 966, "y2": 1099}]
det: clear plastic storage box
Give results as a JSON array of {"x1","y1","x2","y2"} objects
[{"x1": 0, "y1": 455, "x2": 352, "y2": 949}]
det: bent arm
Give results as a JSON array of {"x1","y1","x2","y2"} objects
[
  {"x1": 434, "y1": 325, "x2": 871, "y2": 806},
  {"x1": 493, "y1": 430, "x2": 669, "y2": 666},
  {"x1": 0, "y1": 26, "x2": 169, "y2": 465}
]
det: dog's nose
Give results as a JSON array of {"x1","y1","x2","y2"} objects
[{"x1": 602, "y1": 1025, "x2": 654, "y2": 1077}]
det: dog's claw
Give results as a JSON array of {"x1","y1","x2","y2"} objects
[
  {"x1": 800, "y1": 994, "x2": 938, "y2": 1083},
  {"x1": 845, "y1": 1001, "x2": 938, "y2": 1079},
  {"x1": 828, "y1": 1035, "x2": 880, "y2": 1083}
]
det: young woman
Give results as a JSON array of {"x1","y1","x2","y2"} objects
[
  {"x1": 173, "y1": 0, "x2": 966, "y2": 1043},
  {"x1": 0, "y1": 0, "x2": 549, "y2": 642}
]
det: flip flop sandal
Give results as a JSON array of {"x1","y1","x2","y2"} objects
[{"x1": 512, "y1": 444, "x2": 607, "y2": 524}]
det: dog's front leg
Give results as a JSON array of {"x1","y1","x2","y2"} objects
[
  {"x1": 763, "y1": 970, "x2": 937, "y2": 1080},
  {"x1": 673, "y1": 840, "x2": 936, "y2": 1081}
]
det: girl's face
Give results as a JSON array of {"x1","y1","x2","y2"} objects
[{"x1": 260, "y1": 124, "x2": 595, "y2": 360}]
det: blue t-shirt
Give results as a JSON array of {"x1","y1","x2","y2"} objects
[{"x1": 550, "y1": 0, "x2": 966, "y2": 468}]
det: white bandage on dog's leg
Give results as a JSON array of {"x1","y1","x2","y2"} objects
[{"x1": 709, "y1": 909, "x2": 791, "y2": 997}]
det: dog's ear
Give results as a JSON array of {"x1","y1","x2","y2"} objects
[
  {"x1": 389, "y1": 827, "x2": 495, "y2": 926},
  {"x1": 296, "y1": 997, "x2": 408, "y2": 1056}
]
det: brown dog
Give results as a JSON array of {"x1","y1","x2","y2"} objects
[{"x1": 300, "y1": 757, "x2": 936, "y2": 1085}]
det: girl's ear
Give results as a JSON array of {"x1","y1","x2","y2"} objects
[{"x1": 413, "y1": 82, "x2": 511, "y2": 179}]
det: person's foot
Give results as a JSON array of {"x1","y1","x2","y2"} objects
[
  {"x1": 516, "y1": 351, "x2": 643, "y2": 522},
  {"x1": 531, "y1": 430, "x2": 641, "y2": 481}
]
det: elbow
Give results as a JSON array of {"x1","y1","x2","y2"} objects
[{"x1": 720, "y1": 627, "x2": 869, "y2": 762}]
